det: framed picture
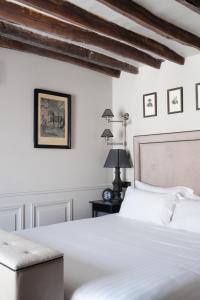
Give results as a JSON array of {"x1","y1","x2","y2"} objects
[
  {"x1": 34, "y1": 89, "x2": 71, "y2": 149},
  {"x1": 143, "y1": 92, "x2": 157, "y2": 118},
  {"x1": 167, "y1": 87, "x2": 183, "y2": 114},
  {"x1": 196, "y1": 83, "x2": 200, "y2": 110}
]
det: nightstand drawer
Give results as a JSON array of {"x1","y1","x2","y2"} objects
[{"x1": 89, "y1": 200, "x2": 121, "y2": 217}]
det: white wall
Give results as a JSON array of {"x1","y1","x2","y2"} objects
[
  {"x1": 0, "y1": 48, "x2": 112, "y2": 230},
  {"x1": 112, "y1": 54, "x2": 200, "y2": 181}
]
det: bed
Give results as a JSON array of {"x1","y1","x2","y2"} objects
[
  {"x1": 19, "y1": 213, "x2": 200, "y2": 300},
  {"x1": 17, "y1": 130, "x2": 200, "y2": 299}
]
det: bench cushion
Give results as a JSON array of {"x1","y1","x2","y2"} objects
[{"x1": 0, "y1": 229, "x2": 63, "y2": 271}]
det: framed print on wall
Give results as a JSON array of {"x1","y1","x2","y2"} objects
[
  {"x1": 167, "y1": 87, "x2": 183, "y2": 114},
  {"x1": 34, "y1": 89, "x2": 71, "y2": 149},
  {"x1": 196, "y1": 83, "x2": 200, "y2": 110},
  {"x1": 143, "y1": 92, "x2": 157, "y2": 118}
]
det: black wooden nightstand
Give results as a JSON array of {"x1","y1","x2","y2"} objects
[{"x1": 89, "y1": 200, "x2": 121, "y2": 217}]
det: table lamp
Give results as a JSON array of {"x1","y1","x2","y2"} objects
[{"x1": 104, "y1": 149, "x2": 131, "y2": 203}]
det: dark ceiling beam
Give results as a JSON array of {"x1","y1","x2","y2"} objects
[
  {"x1": 0, "y1": 0, "x2": 162, "y2": 69},
  {"x1": 17, "y1": 0, "x2": 184, "y2": 65},
  {"x1": 176, "y1": 0, "x2": 200, "y2": 15},
  {"x1": 97, "y1": 0, "x2": 200, "y2": 50},
  {"x1": 0, "y1": 35, "x2": 120, "y2": 78},
  {"x1": 0, "y1": 21, "x2": 138, "y2": 74}
]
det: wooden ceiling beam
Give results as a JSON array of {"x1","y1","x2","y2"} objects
[
  {"x1": 97, "y1": 0, "x2": 200, "y2": 50},
  {"x1": 0, "y1": 0, "x2": 162, "y2": 69},
  {"x1": 0, "y1": 21, "x2": 138, "y2": 74},
  {"x1": 0, "y1": 35, "x2": 120, "y2": 78},
  {"x1": 17, "y1": 0, "x2": 184, "y2": 65},
  {"x1": 176, "y1": 0, "x2": 200, "y2": 15}
]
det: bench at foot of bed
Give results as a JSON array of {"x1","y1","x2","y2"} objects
[{"x1": 0, "y1": 229, "x2": 64, "y2": 300}]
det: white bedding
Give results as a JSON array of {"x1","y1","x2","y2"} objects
[{"x1": 18, "y1": 215, "x2": 200, "y2": 300}]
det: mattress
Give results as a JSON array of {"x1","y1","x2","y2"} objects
[{"x1": 18, "y1": 214, "x2": 200, "y2": 300}]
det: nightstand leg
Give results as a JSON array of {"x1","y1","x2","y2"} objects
[
  {"x1": 92, "y1": 207, "x2": 95, "y2": 218},
  {"x1": 93, "y1": 210, "x2": 98, "y2": 218}
]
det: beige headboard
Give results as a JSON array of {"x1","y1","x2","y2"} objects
[{"x1": 134, "y1": 131, "x2": 200, "y2": 195}]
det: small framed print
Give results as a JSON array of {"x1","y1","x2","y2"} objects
[
  {"x1": 34, "y1": 89, "x2": 71, "y2": 149},
  {"x1": 196, "y1": 83, "x2": 200, "y2": 110},
  {"x1": 143, "y1": 92, "x2": 157, "y2": 118},
  {"x1": 167, "y1": 87, "x2": 183, "y2": 114}
]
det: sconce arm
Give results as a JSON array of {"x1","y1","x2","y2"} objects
[
  {"x1": 107, "y1": 142, "x2": 124, "y2": 146},
  {"x1": 108, "y1": 120, "x2": 123, "y2": 123}
]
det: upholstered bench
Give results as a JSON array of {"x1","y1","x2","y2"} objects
[{"x1": 0, "y1": 229, "x2": 64, "y2": 300}]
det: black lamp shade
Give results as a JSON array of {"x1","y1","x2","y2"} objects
[
  {"x1": 101, "y1": 129, "x2": 113, "y2": 138},
  {"x1": 102, "y1": 109, "x2": 114, "y2": 119},
  {"x1": 104, "y1": 149, "x2": 131, "y2": 168}
]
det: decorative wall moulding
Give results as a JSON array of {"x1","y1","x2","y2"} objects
[
  {"x1": 31, "y1": 199, "x2": 73, "y2": 228},
  {"x1": 0, "y1": 204, "x2": 25, "y2": 231},
  {"x1": 0, "y1": 185, "x2": 110, "y2": 199}
]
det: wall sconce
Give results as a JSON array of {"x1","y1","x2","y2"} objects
[{"x1": 101, "y1": 109, "x2": 129, "y2": 147}]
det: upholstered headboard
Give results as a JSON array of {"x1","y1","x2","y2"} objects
[{"x1": 134, "y1": 131, "x2": 200, "y2": 195}]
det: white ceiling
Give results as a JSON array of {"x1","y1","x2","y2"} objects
[
  {"x1": 66, "y1": 0, "x2": 200, "y2": 64},
  {"x1": 11, "y1": 0, "x2": 200, "y2": 68}
]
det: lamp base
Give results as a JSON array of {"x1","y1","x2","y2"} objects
[
  {"x1": 112, "y1": 198, "x2": 122, "y2": 205},
  {"x1": 112, "y1": 167, "x2": 123, "y2": 204}
]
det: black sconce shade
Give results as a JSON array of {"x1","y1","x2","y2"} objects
[
  {"x1": 102, "y1": 109, "x2": 114, "y2": 119},
  {"x1": 101, "y1": 129, "x2": 113, "y2": 138}
]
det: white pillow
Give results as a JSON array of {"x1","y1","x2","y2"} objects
[
  {"x1": 170, "y1": 200, "x2": 200, "y2": 233},
  {"x1": 185, "y1": 194, "x2": 200, "y2": 201},
  {"x1": 119, "y1": 187, "x2": 176, "y2": 225},
  {"x1": 135, "y1": 180, "x2": 194, "y2": 198}
]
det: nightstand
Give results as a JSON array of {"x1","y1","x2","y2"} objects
[{"x1": 89, "y1": 200, "x2": 121, "y2": 217}]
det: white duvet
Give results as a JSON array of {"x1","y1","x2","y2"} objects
[{"x1": 18, "y1": 215, "x2": 200, "y2": 300}]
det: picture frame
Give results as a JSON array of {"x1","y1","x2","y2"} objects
[
  {"x1": 196, "y1": 83, "x2": 200, "y2": 110},
  {"x1": 34, "y1": 89, "x2": 71, "y2": 149},
  {"x1": 143, "y1": 92, "x2": 157, "y2": 118},
  {"x1": 167, "y1": 87, "x2": 183, "y2": 114}
]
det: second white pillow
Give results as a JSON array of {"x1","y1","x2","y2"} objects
[
  {"x1": 169, "y1": 200, "x2": 200, "y2": 233},
  {"x1": 119, "y1": 187, "x2": 176, "y2": 226},
  {"x1": 135, "y1": 180, "x2": 194, "y2": 198}
]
